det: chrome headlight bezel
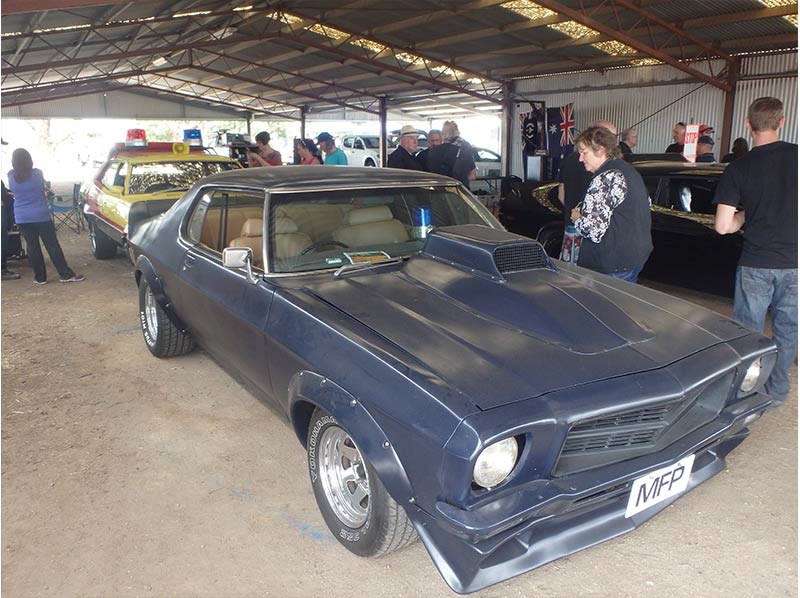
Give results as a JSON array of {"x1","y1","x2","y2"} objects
[
  {"x1": 739, "y1": 357, "x2": 763, "y2": 394},
  {"x1": 472, "y1": 437, "x2": 520, "y2": 489}
]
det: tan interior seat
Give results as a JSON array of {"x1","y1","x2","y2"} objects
[
  {"x1": 332, "y1": 205, "x2": 409, "y2": 248},
  {"x1": 228, "y1": 218, "x2": 265, "y2": 268},
  {"x1": 272, "y1": 216, "x2": 312, "y2": 260}
]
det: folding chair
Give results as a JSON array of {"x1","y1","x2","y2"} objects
[{"x1": 48, "y1": 183, "x2": 85, "y2": 234}]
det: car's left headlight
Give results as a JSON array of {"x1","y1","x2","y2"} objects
[
  {"x1": 740, "y1": 357, "x2": 762, "y2": 394},
  {"x1": 473, "y1": 437, "x2": 519, "y2": 489}
]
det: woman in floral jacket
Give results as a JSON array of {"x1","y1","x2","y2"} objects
[{"x1": 569, "y1": 126, "x2": 653, "y2": 283}]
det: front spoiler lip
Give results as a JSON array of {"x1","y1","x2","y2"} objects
[{"x1": 411, "y1": 393, "x2": 770, "y2": 594}]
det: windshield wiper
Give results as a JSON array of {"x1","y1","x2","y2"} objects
[{"x1": 333, "y1": 256, "x2": 405, "y2": 279}]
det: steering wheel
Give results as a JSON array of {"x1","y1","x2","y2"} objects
[{"x1": 300, "y1": 240, "x2": 349, "y2": 255}]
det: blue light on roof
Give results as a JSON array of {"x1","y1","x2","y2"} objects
[{"x1": 183, "y1": 129, "x2": 203, "y2": 147}]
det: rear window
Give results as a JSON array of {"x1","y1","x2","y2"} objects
[
  {"x1": 128, "y1": 160, "x2": 237, "y2": 195},
  {"x1": 656, "y1": 177, "x2": 718, "y2": 214}
]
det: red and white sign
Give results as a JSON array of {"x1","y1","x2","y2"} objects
[{"x1": 682, "y1": 124, "x2": 700, "y2": 163}]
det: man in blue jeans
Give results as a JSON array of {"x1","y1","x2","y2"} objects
[{"x1": 714, "y1": 96, "x2": 798, "y2": 407}]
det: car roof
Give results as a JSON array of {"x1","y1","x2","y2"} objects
[
  {"x1": 196, "y1": 165, "x2": 461, "y2": 192},
  {"x1": 632, "y1": 161, "x2": 727, "y2": 176}
]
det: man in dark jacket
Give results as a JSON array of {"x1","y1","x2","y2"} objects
[
  {"x1": 425, "y1": 120, "x2": 476, "y2": 186},
  {"x1": 619, "y1": 127, "x2": 637, "y2": 155},
  {"x1": 696, "y1": 136, "x2": 716, "y2": 162},
  {"x1": 387, "y1": 125, "x2": 423, "y2": 171},
  {"x1": 665, "y1": 122, "x2": 686, "y2": 153}
]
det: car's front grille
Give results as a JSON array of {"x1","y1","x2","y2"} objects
[
  {"x1": 570, "y1": 403, "x2": 675, "y2": 430},
  {"x1": 560, "y1": 402, "x2": 678, "y2": 456},
  {"x1": 554, "y1": 373, "x2": 736, "y2": 476},
  {"x1": 493, "y1": 243, "x2": 550, "y2": 274}
]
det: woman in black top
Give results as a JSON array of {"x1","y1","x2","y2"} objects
[{"x1": 569, "y1": 126, "x2": 653, "y2": 283}]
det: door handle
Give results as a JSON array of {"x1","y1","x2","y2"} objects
[{"x1": 183, "y1": 254, "x2": 196, "y2": 270}]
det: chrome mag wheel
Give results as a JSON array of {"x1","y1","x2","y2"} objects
[
  {"x1": 319, "y1": 426, "x2": 370, "y2": 528},
  {"x1": 143, "y1": 286, "x2": 160, "y2": 340}
]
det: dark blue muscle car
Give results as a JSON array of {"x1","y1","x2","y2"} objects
[{"x1": 130, "y1": 166, "x2": 777, "y2": 594}]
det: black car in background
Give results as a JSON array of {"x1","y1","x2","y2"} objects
[{"x1": 499, "y1": 161, "x2": 741, "y2": 295}]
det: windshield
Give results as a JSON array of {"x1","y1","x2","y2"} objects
[
  {"x1": 269, "y1": 185, "x2": 501, "y2": 274},
  {"x1": 128, "y1": 160, "x2": 237, "y2": 195}
]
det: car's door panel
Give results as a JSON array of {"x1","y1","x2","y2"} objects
[{"x1": 169, "y1": 187, "x2": 276, "y2": 397}]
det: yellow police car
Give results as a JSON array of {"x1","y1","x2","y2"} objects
[{"x1": 84, "y1": 129, "x2": 240, "y2": 260}]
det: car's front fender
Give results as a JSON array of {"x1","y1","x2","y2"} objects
[
  {"x1": 287, "y1": 370, "x2": 415, "y2": 505},
  {"x1": 135, "y1": 255, "x2": 193, "y2": 335}
]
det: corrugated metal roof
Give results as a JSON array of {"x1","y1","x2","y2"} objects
[
  {"x1": 699, "y1": 19, "x2": 797, "y2": 41},
  {"x1": 1, "y1": 0, "x2": 796, "y2": 119},
  {"x1": 646, "y1": 0, "x2": 761, "y2": 22}
]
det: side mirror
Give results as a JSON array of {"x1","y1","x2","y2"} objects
[{"x1": 223, "y1": 247, "x2": 258, "y2": 284}]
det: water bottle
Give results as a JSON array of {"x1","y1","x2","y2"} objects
[{"x1": 560, "y1": 224, "x2": 581, "y2": 263}]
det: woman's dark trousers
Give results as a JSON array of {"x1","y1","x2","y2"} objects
[{"x1": 18, "y1": 221, "x2": 75, "y2": 282}]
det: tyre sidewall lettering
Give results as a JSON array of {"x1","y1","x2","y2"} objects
[
  {"x1": 139, "y1": 310, "x2": 157, "y2": 348},
  {"x1": 308, "y1": 413, "x2": 336, "y2": 486},
  {"x1": 138, "y1": 283, "x2": 158, "y2": 349},
  {"x1": 308, "y1": 411, "x2": 374, "y2": 545}
]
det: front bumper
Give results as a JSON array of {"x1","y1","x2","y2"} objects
[{"x1": 409, "y1": 393, "x2": 770, "y2": 594}]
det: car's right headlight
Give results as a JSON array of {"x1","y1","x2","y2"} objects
[
  {"x1": 473, "y1": 437, "x2": 519, "y2": 489},
  {"x1": 739, "y1": 357, "x2": 762, "y2": 394}
]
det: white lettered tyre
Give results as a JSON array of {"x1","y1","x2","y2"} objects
[
  {"x1": 138, "y1": 279, "x2": 196, "y2": 358},
  {"x1": 307, "y1": 408, "x2": 417, "y2": 557}
]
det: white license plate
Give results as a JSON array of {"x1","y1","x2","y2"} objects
[{"x1": 625, "y1": 454, "x2": 696, "y2": 518}]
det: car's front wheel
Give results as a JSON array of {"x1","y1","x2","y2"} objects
[
  {"x1": 138, "y1": 279, "x2": 196, "y2": 357},
  {"x1": 364, "y1": 159, "x2": 376, "y2": 167},
  {"x1": 89, "y1": 220, "x2": 118, "y2": 259},
  {"x1": 307, "y1": 408, "x2": 417, "y2": 557}
]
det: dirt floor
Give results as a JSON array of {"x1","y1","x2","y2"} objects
[{"x1": 2, "y1": 231, "x2": 797, "y2": 598}]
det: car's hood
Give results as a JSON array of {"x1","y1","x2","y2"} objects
[{"x1": 298, "y1": 228, "x2": 748, "y2": 410}]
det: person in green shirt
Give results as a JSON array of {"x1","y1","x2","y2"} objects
[{"x1": 316, "y1": 132, "x2": 348, "y2": 165}]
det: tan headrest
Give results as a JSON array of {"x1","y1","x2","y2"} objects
[
  {"x1": 343, "y1": 205, "x2": 393, "y2": 226},
  {"x1": 240, "y1": 218, "x2": 263, "y2": 237},
  {"x1": 274, "y1": 216, "x2": 299, "y2": 234}
]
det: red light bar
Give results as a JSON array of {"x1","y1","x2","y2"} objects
[{"x1": 125, "y1": 129, "x2": 147, "y2": 147}]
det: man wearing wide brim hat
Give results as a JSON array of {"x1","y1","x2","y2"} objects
[{"x1": 387, "y1": 125, "x2": 423, "y2": 171}]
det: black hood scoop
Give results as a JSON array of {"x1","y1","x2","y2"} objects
[{"x1": 422, "y1": 225, "x2": 555, "y2": 278}]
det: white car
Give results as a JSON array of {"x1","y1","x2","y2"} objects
[
  {"x1": 341, "y1": 135, "x2": 396, "y2": 167},
  {"x1": 472, "y1": 147, "x2": 501, "y2": 178}
]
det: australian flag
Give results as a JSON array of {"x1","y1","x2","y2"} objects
[{"x1": 547, "y1": 102, "x2": 575, "y2": 178}]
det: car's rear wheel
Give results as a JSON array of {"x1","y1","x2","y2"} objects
[
  {"x1": 138, "y1": 279, "x2": 196, "y2": 357},
  {"x1": 364, "y1": 159, "x2": 376, "y2": 167},
  {"x1": 89, "y1": 220, "x2": 118, "y2": 259},
  {"x1": 307, "y1": 408, "x2": 417, "y2": 557}
]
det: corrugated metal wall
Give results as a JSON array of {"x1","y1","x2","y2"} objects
[
  {"x1": 1, "y1": 89, "x2": 243, "y2": 120},
  {"x1": 510, "y1": 52, "x2": 797, "y2": 178},
  {"x1": 731, "y1": 52, "x2": 797, "y2": 143}
]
